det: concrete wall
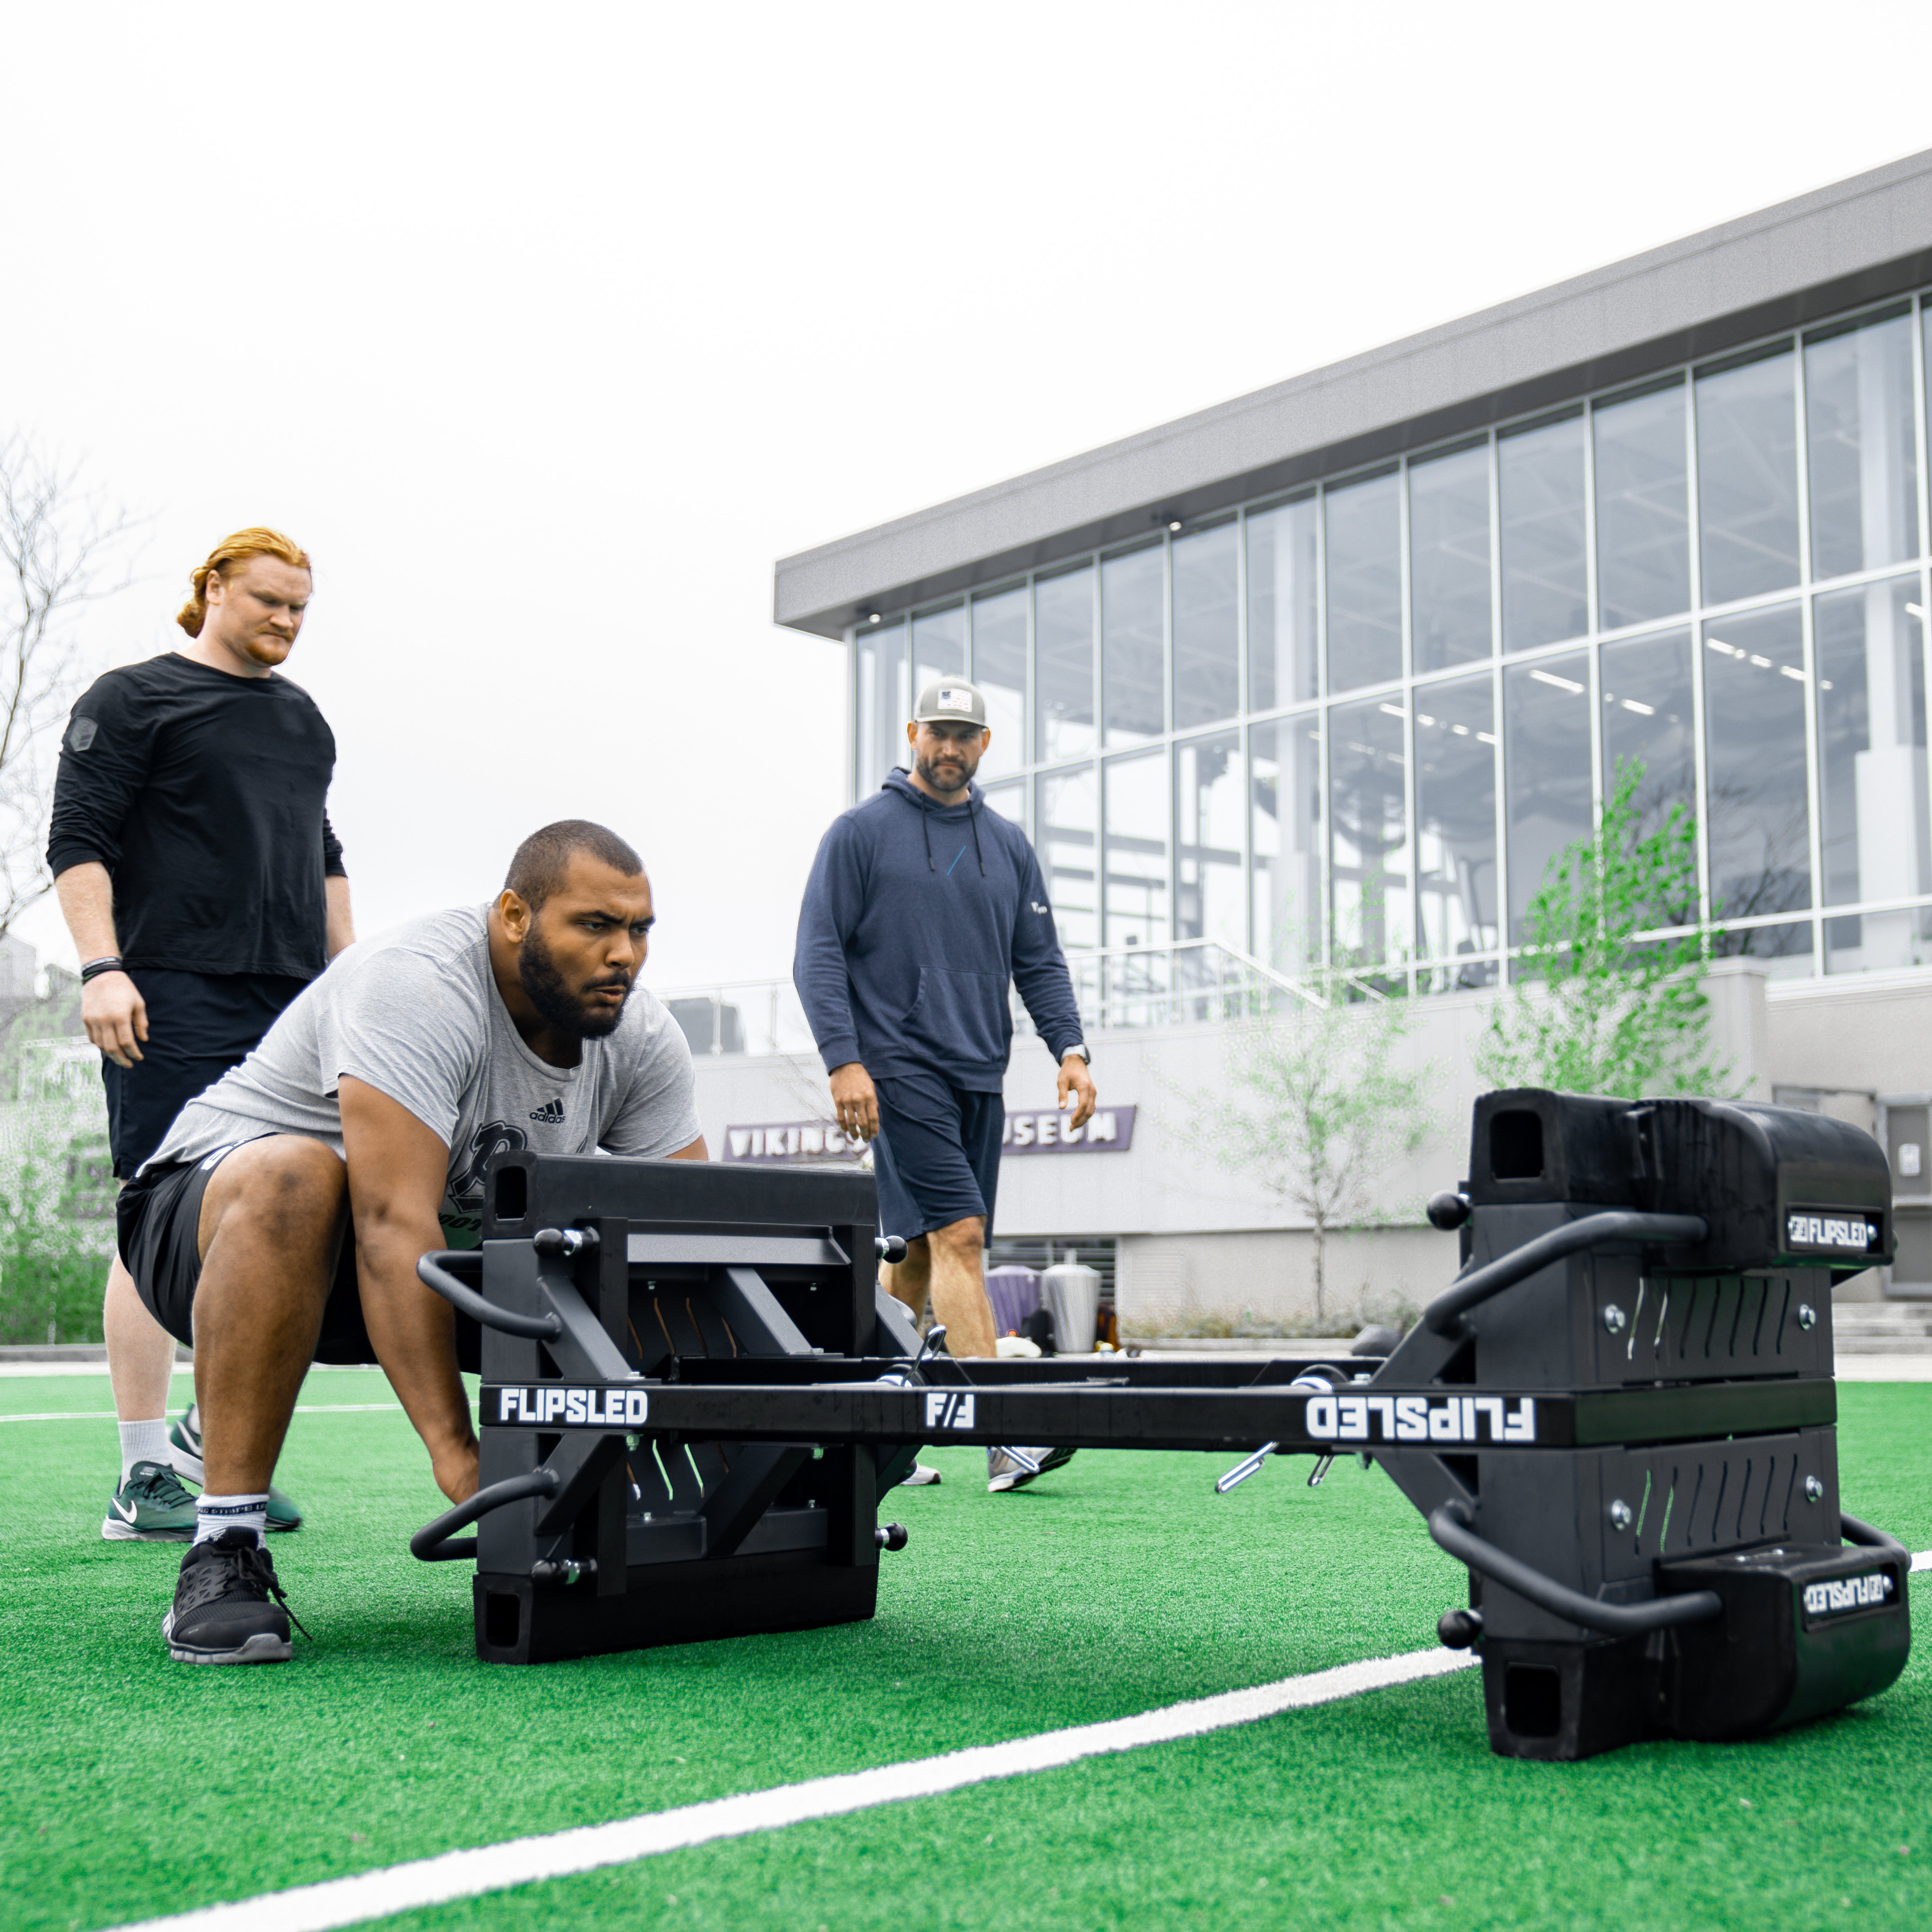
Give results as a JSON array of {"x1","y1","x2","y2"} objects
[{"x1": 685, "y1": 957, "x2": 1924, "y2": 1323}]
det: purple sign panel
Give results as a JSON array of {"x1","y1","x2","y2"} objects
[
  {"x1": 998, "y1": 1104, "x2": 1135, "y2": 1155},
  {"x1": 722, "y1": 1107, "x2": 1137, "y2": 1164}
]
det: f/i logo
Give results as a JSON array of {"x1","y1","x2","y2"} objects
[{"x1": 923, "y1": 1392, "x2": 976, "y2": 1430}]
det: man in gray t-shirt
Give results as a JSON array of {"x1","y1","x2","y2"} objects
[{"x1": 117, "y1": 819, "x2": 705, "y2": 1665}]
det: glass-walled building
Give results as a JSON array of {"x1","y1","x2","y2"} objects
[
  {"x1": 783, "y1": 150, "x2": 1932, "y2": 995},
  {"x1": 849, "y1": 297, "x2": 1932, "y2": 990}
]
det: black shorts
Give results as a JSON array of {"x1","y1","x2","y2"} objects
[
  {"x1": 103, "y1": 970, "x2": 308, "y2": 1179},
  {"x1": 870, "y1": 1069, "x2": 1005, "y2": 1242}
]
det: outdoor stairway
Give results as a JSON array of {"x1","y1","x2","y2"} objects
[{"x1": 1834, "y1": 1302, "x2": 1932, "y2": 1354}]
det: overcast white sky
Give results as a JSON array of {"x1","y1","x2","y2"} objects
[{"x1": 5, "y1": 2, "x2": 1932, "y2": 989}]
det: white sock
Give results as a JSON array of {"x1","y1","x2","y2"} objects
[
  {"x1": 119, "y1": 1419, "x2": 173, "y2": 1484},
  {"x1": 194, "y1": 1493, "x2": 268, "y2": 1547}
]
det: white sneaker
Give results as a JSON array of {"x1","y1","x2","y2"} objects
[{"x1": 898, "y1": 1463, "x2": 943, "y2": 1487}]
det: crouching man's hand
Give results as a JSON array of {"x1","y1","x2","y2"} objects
[{"x1": 430, "y1": 1436, "x2": 480, "y2": 1506}]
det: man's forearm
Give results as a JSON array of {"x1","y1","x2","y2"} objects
[
  {"x1": 53, "y1": 863, "x2": 119, "y2": 961},
  {"x1": 354, "y1": 1222, "x2": 475, "y2": 1465},
  {"x1": 325, "y1": 874, "x2": 356, "y2": 958}
]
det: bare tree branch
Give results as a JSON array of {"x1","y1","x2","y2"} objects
[{"x1": 0, "y1": 435, "x2": 143, "y2": 940}]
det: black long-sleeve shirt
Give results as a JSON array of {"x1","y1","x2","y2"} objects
[{"x1": 46, "y1": 653, "x2": 347, "y2": 980}]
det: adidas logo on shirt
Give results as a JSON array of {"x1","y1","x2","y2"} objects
[{"x1": 528, "y1": 1099, "x2": 567, "y2": 1124}]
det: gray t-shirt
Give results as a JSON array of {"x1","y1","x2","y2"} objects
[{"x1": 148, "y1": 904, "x2": 702, "y2": 1243}]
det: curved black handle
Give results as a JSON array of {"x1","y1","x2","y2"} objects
[
  {"x1": 1423, "y1": 1211, "x2": 1708, "y2": 1335},
  {"x1": 410, "y1": 1469, "x2": 560, "y2": 1562},
  {"x1": 416, "y1": 1250, "x2": 561, "y2": 1340},
  {"x1": 1427, "y1": 1501, "x2": 1722, "y2": 1636},
  {"x1": 1841, "y1": 1510, "x2": 1909, "y2": 1559}
]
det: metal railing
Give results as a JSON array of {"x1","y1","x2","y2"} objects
[{"x1": 655, "y1": 941, "x2": 1372, "y2": 1060}]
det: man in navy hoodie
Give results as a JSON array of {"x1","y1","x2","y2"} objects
[{"x1": 794, "y1": 679, "x2": 1097, "y2": 1493}]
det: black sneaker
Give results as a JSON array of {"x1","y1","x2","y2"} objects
[{"x1": 163, "y1": 1529, "x2": 306, "y2": 1665}]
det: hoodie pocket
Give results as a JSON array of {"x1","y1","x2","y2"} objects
[{"x1": 903, "y1": 966, "x2": 1011, "y2": 1066}]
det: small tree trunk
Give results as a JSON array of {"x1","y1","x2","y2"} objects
[{"x1": 1311, "y1": 1216, "x2": 1326, "y2": 1329}]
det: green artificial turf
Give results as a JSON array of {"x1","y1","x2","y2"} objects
[{"x1": 0, "y1": 1375, "x2": 1925, "y2": 1932}]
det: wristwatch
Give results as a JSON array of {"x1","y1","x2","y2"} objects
[{"x1": 1064, "y1": 1042, "x2": 1091, "y2": 1065}]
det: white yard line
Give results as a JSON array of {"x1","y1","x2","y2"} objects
[
  {"x1": 0, "y1": 1404, "x2": 402, "y2": 1423},
  {"x1": 109, "y1": 1645, "x2": 1479, "y2": 1932}
]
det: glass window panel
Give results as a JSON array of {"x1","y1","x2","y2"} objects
[
  {"x1": 1704, "y1": 603, "x2": 1811, "y2": 922},
  {"x1": 1328, "y1": 695, "x2": 1411, "y2": 964},
  {"x1": 1034, "y1": 766, "x2": 1097, "y2": 949},
  {"x1": 1503, "y1": 652, "x2": 1592, "y2": 943},
  {"x1": 1815, "y1": 576, "x2": 1930, "y2": 971},
  {"x1": 1598, "y1": 627, "x2": 1700, "y2": 929},
  {"x1": 970, "y1": 586, "x2": 1027, "y2": 781},
  {"x1": 1806, "y1": 309, "x2": 1920, "y2": 581},
  {"x1": 1594, "y1": 384, "x2": 1690, "y2": 629},
  {"x1": 854, "y1": 617, "x2": 908, "y2": 794},
  {"x1": 1414, "y1": 675, "x2": 1497, "y2": 978},
  {"x1": 1246, "y1": 497, "x2": 1318, "y2": 710},
  {"x1": 1172, "y1": 523, "x2": 1239, "y2": 729},
  {"x1": 1101, "y1": 544, "x2": 1164, "y2": 746},
  {"x1": 1696, "y1": 347, "x2": 1800, "y2": 605},
  {"x1": 1500, "y1": 414, "x2": 1588, "y2": 651},
  {"x1": 1325, "y1": 472, "x2": 1402, "y2": 691},
  {"x1": 1102, "y1": 749, "x2": 1169, "y2": 947},
  {"x1": 983, "y1": 781, "x2": 1025, "y2": 830},
  {"x1": 1034, "y1": 565, "x2": 1095, "y2": 763},
  {"x1": 1174, "y1": 732, "x2": 1244, "y2": 952},
  {"x1": 911, "y1": 604, "x2": 964, "y2": 690},
  {"x1": 1714, "y1": 919, "x2": 1815, "y2": 976},
  {"x1": 1409, "y1": 445, "x2": 1492, "y2": 672},
  {"x1": 1251, "y1": 715, "x2": 1323, "y2": 972}
]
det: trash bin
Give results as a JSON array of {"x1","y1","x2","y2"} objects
[
  {"x1": 1042, "y1": 1259, "x2": 1102, "y2": 1355},
  {"x1": 985, "y1": 1265, "x2": 1042, "y2": 1337}
]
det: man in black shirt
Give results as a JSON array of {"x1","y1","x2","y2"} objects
[{"x1": 48, "y1": 528, "x2": 355, "y2": 1542}]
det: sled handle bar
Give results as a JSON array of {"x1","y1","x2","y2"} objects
[
  {"x1": 410, "y1": 1470, "x2": 561, "y2": 1562},
  {"x1": 1427, "y1": 1501, "x2": 1722, "y2": 1636},
  {"x1": 417, "y1": 1250, "x2": 562, "y2": 1341},
  {"x1": 1424, "y1": 1212, "x2": 1708, "y2": 1335}
]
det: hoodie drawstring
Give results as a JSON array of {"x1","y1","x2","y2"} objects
[{"x1": 902, "y1": 772, "x2": 983, "y2": 875}]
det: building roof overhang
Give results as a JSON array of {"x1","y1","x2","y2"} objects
[{"x1": 774, "y1": 147, "x2": 1932, "y2": 642}]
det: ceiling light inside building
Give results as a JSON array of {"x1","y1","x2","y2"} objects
[
  {"x1": 1530, "y1": 669, "x2": 1585, "y2": 694},
  {"x1": 1168, "y1": 520, "x2": 1183, "y2": 533}
]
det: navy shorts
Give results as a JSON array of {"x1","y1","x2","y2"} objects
[
  {"x1": 102, "y1": 969, "x2": 308, "y2": 1179},
  {"x1": 871, "y1": 1070, "x2": 1004, "y2": 1242}
]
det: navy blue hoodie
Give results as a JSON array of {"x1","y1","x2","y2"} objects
[{"x1": 794, "y1": 770, "x2": 1085, "y2": 1092}]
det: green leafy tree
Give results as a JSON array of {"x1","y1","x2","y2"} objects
[
  {"x1": 1181, "y1": 966, "x2": 1434, "y2": 1327},
  {"x1": 1477, "y1": 757, "x2": 1730, "y2": 1099}
]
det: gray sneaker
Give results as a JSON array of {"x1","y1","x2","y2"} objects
[
  {"x1": 987, "y1": 1446, "x2": 1077, "y2": 1493},
  {"x1": 102, "y1": 1461, "x2": 199, "y2": 1542}
]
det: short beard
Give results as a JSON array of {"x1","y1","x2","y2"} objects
[
  {"x1": 518, "y1": 921, "x2": 628, "y2": 1038},
  {"x1": 915, "y1": 748, "x2": 976, "y2": 796}
]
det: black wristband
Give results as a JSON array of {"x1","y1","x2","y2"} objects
[{"x1": 79, "y1": 956, "x2": 125, "y2": 983}]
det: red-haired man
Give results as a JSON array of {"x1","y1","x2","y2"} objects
[{"x1": 48, "y1": 530, "x2": 354, "y2": 1542}]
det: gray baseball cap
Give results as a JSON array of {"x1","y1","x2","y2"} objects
[{"x1": 912, "y1": 678, "x2": 988, "y2": 727}]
